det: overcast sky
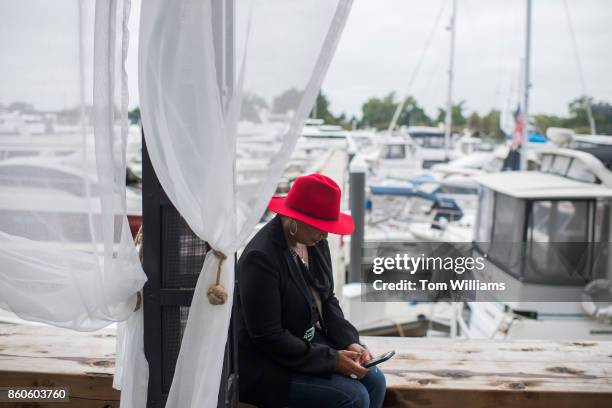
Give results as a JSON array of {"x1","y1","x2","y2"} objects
[
  {"x1": 2, "y1": 0, "x2": 611, "y2": 120},
  {"x1": 125, "y1": 0, "x2": 612, "y2": 118},
  {"x1": 315, "y1": 0, "x2": 612, "y2": 118}
]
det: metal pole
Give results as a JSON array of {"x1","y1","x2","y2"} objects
[
  {"x1": 349, "y1": 157, "x2": 366, "y2": 283},
  {"x1": 347, "y1": 137, "x2": 357, "y2": 179},
  {"x1": 444, "y1": 0, "x2": 457, "y2": 161},
  {"x1": 521, "y1": 0, "x2": 532, "y2": 171}
]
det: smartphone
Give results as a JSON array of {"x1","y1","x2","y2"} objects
[{"x1": 363, "y1": 350, "x2": 395, "y2": 368}]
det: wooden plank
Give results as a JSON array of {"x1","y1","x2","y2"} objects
[
  {"x1": 2, "y1": 320, "x2": 612, "y2": 407},
  {"x1": 0, "y1": 322, "x2": 119, "y2": 407},
  {"x1": 364, "y1": 336, "x2": 612, "y2": 408},
  {"x1": 0, "y1": 371, "x2": 119, "y2": 407}
]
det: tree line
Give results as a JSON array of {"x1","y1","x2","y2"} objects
[
  {"x1": 125, "y1": 90, "x2": 612, "y2": 137},
  {"x1": 313, "y1": 92, "x2": 612, "y2": 137}
]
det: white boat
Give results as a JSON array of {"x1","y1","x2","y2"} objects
[
  {"x1": 401, "y1": 125, "x2": 460, "y2": 169},
  {"x1": 0, "y1": 155, "x2": 142, "y2": 247},
  {"x1": 459, "y1": 147, "x2": 612, "y2": 340},
  {"x1": 366, "y1": 135, "x2": 420, "y2": 180},
  {"x1": 302, "y1": 118, "x2": 349, "y2": 139}
]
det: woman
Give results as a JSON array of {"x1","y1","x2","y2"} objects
[{"x1": 236, "y1": 174, "x2": 386, "y2": 408}]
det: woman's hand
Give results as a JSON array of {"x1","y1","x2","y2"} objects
[
  {"x1": 335, "y1": 350, "x2": 368, "y2": 379},
  {"x1": 346, "y1": 343, "x2": 373, "y2": 365}
]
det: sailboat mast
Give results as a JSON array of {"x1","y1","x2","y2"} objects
[
  {"x1": 521, "y1": 0, "x2": 532, "y2": 170},
  {"x1": 444, "y1": 0, "x2": 457, "y2": 161}
]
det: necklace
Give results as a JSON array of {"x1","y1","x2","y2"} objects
[{"x1": 290, "y1": 245, "x2": 308, "y2": 268}]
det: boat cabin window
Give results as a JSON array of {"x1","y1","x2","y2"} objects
[
  {"x1": 540, "y1": 153, "x2": 599, "y2": 184},
  {"x1": 540, "y1": 154, "x2": 554, "y2": 172},
  {"x1": 488, "y1": 193, "x2": 526, "y2": 277},
  {"x1": 550, "y1": 155, "x2": 571, "y2": 176},
  {"x1": 529, "y1": 201, "x2": 589, "y2": 243},
  {"x1": 475, "y1": 187, "x2": 494, "y2": 244},
  {"x1": 525, "y1": 200, "x2": 594, "y2": 284},
  {"x1": 411, "y1": 133, "x2": 445, "y2": 148},
  {"x1": 566, "y1": 159, "x2": 597, "y2": 183},
  {"x1": 382, "y1": 144, "x2": 406, "y2": 159}
]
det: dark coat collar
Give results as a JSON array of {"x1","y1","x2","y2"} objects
[
  {"x1": 266, "y1": 215, "x2": 315, "y2": 307},
  {"x1": 268, "y1": 214, "x2": 289, "y2": 249}
]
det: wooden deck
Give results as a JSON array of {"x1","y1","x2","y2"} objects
[
  {"x1": 1, "y1": 320, "x2": 611, "y2": 407},
  {"x1": 0, "y1": 321, "x2": 119, "y2": 407},
  {"x1": 365, "y1": 336, "x2": 612, "y2": 408}
]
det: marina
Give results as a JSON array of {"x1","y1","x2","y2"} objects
[{"x1": 1, "y1": 0, "x2": 612, "y2": 407}]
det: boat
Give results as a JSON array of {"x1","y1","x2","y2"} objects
[
  {"x1": 365, "y1": 135, "x2": 420, "y2": 180},
  {"x1": 459, "y1": 147, "x2": 612, "y2": 340},
  {"x1": 397, "y1": 125, "x2": 461, "y2": 169},
  {"x1": 0, "y1": 155, "x2": 142, "y2": 246},
  {"x1": 302, "y1": 118, "x2": 349, "y2": 139}
]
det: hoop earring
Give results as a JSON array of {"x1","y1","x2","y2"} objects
[{"x1": 289, "y1": 220, "x2": 298, "y2": 236}]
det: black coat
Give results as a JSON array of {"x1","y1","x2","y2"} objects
[{"x1": 236, "y1": 215, "x2": 360, "y2": 408}]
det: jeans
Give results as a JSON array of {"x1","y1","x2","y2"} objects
[{"x1": 287, "y1": 366, "x2": 386, "y2": 408}]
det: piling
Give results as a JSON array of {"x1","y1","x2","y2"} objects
[{"x1": 349, "y1": 156, "x2": 367, "y2": 283}]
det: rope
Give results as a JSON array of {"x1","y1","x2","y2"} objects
[
  {"x1": 388, "y1": 0, "x2": 448, "y2": 132},
  {"x1": 207, "y1": 249, "x2": 229, "y2": 305},
  {"x1": 133, "y1": 291, "x2": 142, "y2": 312},
  {"x1": 133, "y1": 225, "x2": 144, "y2": 312},
  {"x1": 563, "y1": 0, "x2": 596, "y2": 134}
]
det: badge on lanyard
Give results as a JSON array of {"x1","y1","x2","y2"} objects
[{"x1": 303, "y1": 325, "x2": 315, "y2": 342}]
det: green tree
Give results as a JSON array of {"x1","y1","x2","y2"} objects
[
  {"x1": 272, "y1": 88, "x2": 302, "y2": 114},
  {"x1": 310, "y1": 92, "x2": 338, "y2": 125},
  {"x1": 7, "y1": 101, "x2": 34, "y2": 113},
  {"x1": 128, "y1": 107, "x2": 141, "y2": 124},
  {"x1": 242, "y1": 93, "x2": 268, "y2": 123},
  {"x1": 359, "y1": 92, "x2": 398, "y2": 130},
  {"x1": 396, "y1": 96, "x2": 432, "y2": 127},
  {"x1": 467, "y1": 112, "x2": 481, "y2": 130},
  {"x1": 480, "y1": 110, "x2": 503, "y2": 140},
  {"x1": 590, "y1": 101, "x2": 612, "y2": 135},
  {"x1": 532, "y1": 114, "x2": 567, "y2": 135},
  {"x1": 568, "y1": 96, "x2": 594, "y2": 131},
  {"x1": 568, "y1": 96, "x2": 612, "y2": 134},
  {"x1": 530, "y1": 97, "x2": 612, "y2": 136},
  {"x1": 359, "y1": 93, "x2": 432, "y2": 130},
  {"x1": 435, "y1": 101, "x2": 466, "y2": 129}
]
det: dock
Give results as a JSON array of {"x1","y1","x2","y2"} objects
[
  {"x1": 0, "y1": 321, "x2": 119, "y2": 407},
  {"x1": 1, "y1": 320, "x2": 611, "y2": 407},
  {"x1": 366, "y1": 336, "x2": 612, "y2": 408}
]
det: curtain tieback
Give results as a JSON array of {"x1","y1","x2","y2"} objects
[
  {"x1": 207, "y1": 249, "x2": 229, "y2": 305},
  {"x1": 133, "y1": 291, "x2": 142, "y2": 312}
]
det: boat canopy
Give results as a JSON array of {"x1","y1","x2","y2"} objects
[{"x1": 474, "y1": 171, "x2": 612, "y2": 199}]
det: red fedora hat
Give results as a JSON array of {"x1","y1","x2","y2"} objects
[{"x1": 268, "y1": 174, "x2": 354, "y2": 235}]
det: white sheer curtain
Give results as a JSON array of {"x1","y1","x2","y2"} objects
[
  {"x1": 139, "y1": 0, "x2": 353, "y2": 406},
  {"x1": 0, "y1": 0, "x2": 147, "y2": 406}
]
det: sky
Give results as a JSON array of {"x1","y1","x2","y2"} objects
[
  {"x1": 2, "y1": 0, "x2": 611, "y2": 120},
  {"x1": 123, "y1": 0, "x2": 612, "y2": 119},
  {"x1": 318, "y1": 0, "x2": 612, "y2": 118}
]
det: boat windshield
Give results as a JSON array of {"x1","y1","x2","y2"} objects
[
  {"x1": 540, "y1": 153, "x2": 599, "y2": 184},
  {"x1": 475, "y1": 187, "x2": 608, "y2": 284},
  {"x1": 525, "y1": 200, "x2": 593, "y2": 284}
]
